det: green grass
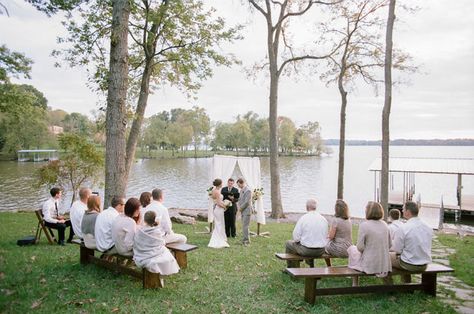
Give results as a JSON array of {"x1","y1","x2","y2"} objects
[
  {"x1": 436, "y1": 234, "x2": 474, "y2": 286},
  {"x1": 0, "y1": 213, "x2": 456, "y2": 313}
]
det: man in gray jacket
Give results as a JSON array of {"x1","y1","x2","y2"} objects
[{"x1": 237, "y1": 178, "x2": 253, "y2": 246}]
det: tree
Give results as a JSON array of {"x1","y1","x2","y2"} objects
[
  {"x1": 53, "y1": 0, "x2": 240, "y2": 205},
  {"x1": 231, "y1": 119, "x2": 251, "y2": 155},
  {"x1": 36, "y1": 133, "x2": 104, "y2": 204},
  {"x1": 381, "y1": 0, "x2": 396, "y2": 218},
  {"x1": 166, "y1": 121, "x2": 193, "y2": 156},
  {"x1": 212, "y1": 122, "x2": 234, "y2": 151},
  {"x1": 278, "y1": 116, "x2": 296, "y2": 153},
  {"x1": 248, "y1": 0, "x2": 337, "y2": 218},
  {"x1": 141, "y1": 113, "x2": 169, "y2": 153},
  {"x1": 0, "y1": 45, "x2": 32, "y2": 84},
  {"x1": 181, "y1": 106, "x2": 211, "y2": 157},
  {"x1": 48, "y1": 109, "x2": 68, "y2": 126},
  {"x1": 62, "y1": 112, "x2": 93, "y2": 137}
]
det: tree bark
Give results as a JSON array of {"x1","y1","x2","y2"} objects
[
  {"x1": 381, "y1": 0, "x2": 396, "y2": 219},
  {"x1": 337, "y1": 77, "x2": 347, "y2": 200},
  {"x1": 104, "y1": 0, "x2": 130, "y2": 207}
]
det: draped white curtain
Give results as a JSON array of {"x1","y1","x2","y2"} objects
[
  {"x1": 208, "y1": 155, "x2": 237, "y2": 223},
  {"x1": 237, "y1": 157, "x2": 265, "y2": 225},
  {"x1": 208, "y1": 155, "x2": 265, "y2": 225}
]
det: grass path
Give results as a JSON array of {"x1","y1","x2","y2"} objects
[{"x1": 0, "y1": 212, "x2": 466, "y2": 313}]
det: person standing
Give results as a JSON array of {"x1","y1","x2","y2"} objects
[
  {"x1": 69, "y1": 187, "x2": 92, "y2": 240},
  {"x1": 285, "y1": 199, "x2": 328, "y2": 266},
  {"x1": 236, "y1": 178, "x2": 252, "y2": 246},
  {"x1": 42, "y1": 187, "x2": 74, "y2": 245},
  {"x1": 221, "y1": 178, "x2": 239, "y2": 238},
  {"x1": 95, "y1": 196, "x2": 125, "y2": 253},
  {"x1": 144, "y1": 189, "x2": 187, "y2": 244},
  {"x1": 208, "y1": 179, "x2": 230, "y2": 248},
  {"x1": 390, "y1": 201, "x2": 433, "y2": 282}
]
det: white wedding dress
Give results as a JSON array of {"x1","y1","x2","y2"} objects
[{"x1": 208, "y1": 194, "x2": 230, "y2": 248}]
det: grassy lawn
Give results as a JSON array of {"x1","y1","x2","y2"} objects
[
  {"x1": 0, "y1": 212, "x2": 456, "y2": 313},
  {"x1": 437, "y1": 234, "x2": 474, "y2": 286}
]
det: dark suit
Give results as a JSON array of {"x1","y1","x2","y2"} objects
[{"x1": 222, "y1": 186, "x2": 239, "y2": 237}]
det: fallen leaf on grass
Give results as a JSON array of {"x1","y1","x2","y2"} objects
[
  {"x1": 31, "y1": 256, "x2": 36, "y2": 262},
  {"x1": 192, "y1": 276, "x2": 199, "y2": 282},
  {"x1": 39, "y1": 278, "x2": 46, "y2": 284},
  {"x1": 111, "y1": 308, "x2": 120, "y2": 312},
  {"x1": 0, "y1": 272, "x2": 5, "y2": 280},
  {"x1": 256, "y1": 262, "x2": 263, "y2": 267},
  {"x1": 31, "y1": 300, "x2": 42, "y2": 309},
  {"x1": 1, "y1": 289, "x2": 15, "y2": 296}
]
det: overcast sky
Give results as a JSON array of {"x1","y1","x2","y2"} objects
[{"x1": 1, "y1": 0, "x2": 473, "y2": 140}]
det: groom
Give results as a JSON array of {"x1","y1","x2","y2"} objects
[
  {"x1": 222, "y1": 178, "x2": 239, "y2": 238},
  {"x1": 237, "y1": 178, "x2": 252, "y2": 246}
]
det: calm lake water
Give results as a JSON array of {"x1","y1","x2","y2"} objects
[{"x1": 0, "y1": 146, "x2": 473, "y2": 218}]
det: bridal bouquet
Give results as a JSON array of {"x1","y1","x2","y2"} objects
[
  {"x1": 252, "y1": 187, "x2": 264, "y2": 201},
  {"x1": 206, "y1": 186, "x2": 213, "y2": 196},
  {"x1": 223, "y1": 199, "x2": 232, "y2": 210}
]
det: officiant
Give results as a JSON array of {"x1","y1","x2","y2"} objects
[{"x1": 222, "y1": 178, "x2": 239, "y2": 238}]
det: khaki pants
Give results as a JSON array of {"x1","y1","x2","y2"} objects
[
  {"x1": 285, "y1": 240, "x2": 325, "y2": 267},
  {"x1": 390, "y1": 252, "x2": 427, "y2": 283},
  {"x1": 164, "y1": 232, "x2": 187, "y2": 244}
]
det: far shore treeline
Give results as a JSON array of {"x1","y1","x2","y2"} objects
[{"x1": 0, "y1": 100, "x2": 328, "y2": 158}]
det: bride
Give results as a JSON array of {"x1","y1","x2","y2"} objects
[{"x1": 208, "y1": 178, "x2": 230, "y2": 248}]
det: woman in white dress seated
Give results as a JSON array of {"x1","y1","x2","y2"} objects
[
  {"x1": 133, "y1": 211, "x2": 180, "y2": 276},
  {"x1": 208, "y1": 178, "x2": 230, "y2": 248}
]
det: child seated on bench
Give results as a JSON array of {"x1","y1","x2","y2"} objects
[{"x1": 133, "y1": 211, "x2": 180, "y2": 275}]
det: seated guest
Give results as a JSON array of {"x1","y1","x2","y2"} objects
[
  {"x1": 42, "y1": 187, "x2": 74, "y2": 245},
  {"x1": 349, "y1": 201, "x2": 391, "y2": 277},
  {"x1": 325, "y1": 199, "x2": 352, "y2": 257},
  {"x1": 112, "y1": 197, "x2": 141, "y2": 256},
  {"x1": 81, "y1": 195, "x2": 102, "y2": 249},
  {"x1": 391, "y1": 201, "x2": 433, "y2": 282},
  {"x1": 69, "y1": 187, "x2": 92, "y2": 240},
  {"x1": 95, "y1": 196, "x2": 125, "y2": 253},
  {"x1": 285, "y1": 199, "x2": 328, "y2": 266},
  {"x1": 388, "y1": 208, "x2": 403, "y2": 242},
  {"x1": 139, "y1": 191, "x2": 152, "y2": 224},
  {"x1": 144, "y1": 189, "x2": 187, "y2": 244},
  {"x1": 134, "y1": 211, "x2": 180, "y2": 277}
]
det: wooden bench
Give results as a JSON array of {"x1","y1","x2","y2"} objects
[
  {"x1": 72, "y1": 239, "x2": 163, "y2": 288},
  {"x1": 166, "y1": 243, "x2": 198, "y2": 269},
  {"x1": 34, "y1": 209, "x2": 57, "y2": 245},
  {"x1": 73, "y1": 240, "x2": 198, "y2": 288},
  {"x1": 286, "y1": 264, "x2": 454, "y2": 304},
  {"x1": 275, "y1": 253, "x2": 338, "y2": 267}
]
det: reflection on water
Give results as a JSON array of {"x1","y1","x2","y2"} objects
[{"x1": 0, "y1": 146, "x2": 473, "y2": 219}]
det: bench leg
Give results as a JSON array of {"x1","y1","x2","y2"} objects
[
  {"x1": 304, "y1": 277, "x2": 318, "y2": 304},
  {"x1": 306, "y1": 259, "x2": 315, "y2": 268},
  {"x1": 422, "y1": 273, "x2": 437, "y2": 296},
  {"x1": 287, "y1": 260, "x2": 300, "y2": 268},
  {"x1": 80, "y1": 246, "x2": 94, "y2": 265},
  {"x1": 352, "y1": 276, "x2": 359, "y2": 287},
  {"x1": 174, "y1": 251, "x2": 188, "y2": 269},
  {"x1": 143, "y1": 269, "x2": 163, "y2": 289},
  {"x1": 324, "y1": 258, "x2": 331, "y2": 267}
]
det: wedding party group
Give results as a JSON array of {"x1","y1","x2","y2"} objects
[
  {"x1": 208, "y1": 177, "x2": 254, "y2": 248},
  {"x1": 287, "y1": 198, "x2": 433, "y2": 280},
  {"x1": 42, "y1": 187, "x2": 187, "y2": 277}
]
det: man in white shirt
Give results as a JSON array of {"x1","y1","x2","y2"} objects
[
  {"x1": 388, "y1": 208, "x2": 404, "y2": 242},
  {"x1": 42, "y1": 187, "x2": 74, "y2": 245},
  {"x1": 69, "y1": 187, "x2": 92, "y2": 240},
  {"x1": 95, "y1": 196, "x2": 125, "y2": 253},
  {"x1": 285, "y1": 199, "x2": 328, "y2": 266},
  {"x1": 144, "y1": 189, "x2": 187, "y2": 244},
  {"x1": 391, "y1": 201, "x2": 433, "y2": 281}
]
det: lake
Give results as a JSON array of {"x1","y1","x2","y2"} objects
[{"x1": 0, "y1": 146, "x2": 473, "y2": 219}]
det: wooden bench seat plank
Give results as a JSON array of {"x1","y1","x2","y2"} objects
[
  {"x1": 287, "y1": 264, "x2": 453, "y2": 278},
  {"x1": 275, "y1": 253, "x2": 334, "y2": 267},
  {"x1": 166, "y1": 243, "x2": 198, "y2": 252}
]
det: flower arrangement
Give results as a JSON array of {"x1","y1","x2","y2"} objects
[
  {"x1": 206, "y1": 186, "x2": 213, "y2": 196},
  {"x1": 223, "y1": 199, "x2": 232, "y2": 210},
  {"x1": 252, "y1": 187, "x2": 264, "y2": 202}
]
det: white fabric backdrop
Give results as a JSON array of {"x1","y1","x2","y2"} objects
[{"x1": 208, "y1": 155, "x2": 265, "y2": 225}]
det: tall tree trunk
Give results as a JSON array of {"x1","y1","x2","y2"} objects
[
  {"x1": 125, "y1": 60, "x2": 153, "y2": 179},
  {"x1": 104, "y1": 0, "x2": 130, "y2": 207},
  {"x1": 337, "y1": 80, "x2": 347, "y2": 200},
  {"x1": 381, "y1": 0, "x2": 396, "y2": 219}
]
